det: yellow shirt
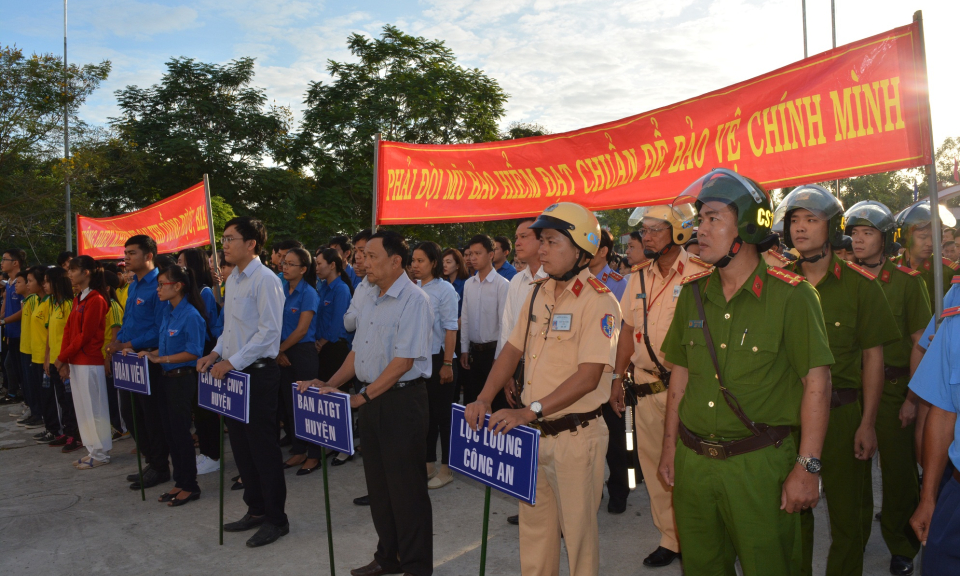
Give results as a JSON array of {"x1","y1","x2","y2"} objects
[
  {"x1": 19, "y1": 294, "x2": 37, "y2": 356},
  {"x1": 102, "y1": 299, "x2": 124, "y2": 359},
  {"x1": 116, "y1": 283, "x2": 129, "y2": 311},
  {"x1": 30, "y1": 297, "x2": 50, "y2": 364},
  {"x1": 508, "y1": 268, "x2": 621, "y2": 418},
  {"x1": 619, "y1": 249, "x2": 712, "y2": 384},
  {"x1": 47, "y1": 299, "x2": 72, "y2": 361}
]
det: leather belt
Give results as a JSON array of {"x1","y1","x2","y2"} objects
[
  {"x1": 162, "y1": 367, "x2": 196, "y2": 378},
  {"x1": 627, "y1": 379, "x2": 667, "y2": 398},
  {"x1": 830, "y1": 388, "x2": 859, "y2": 410},
  {"x1": 884, "y1": 365, "x2": 910, "y2": 381},
  {"x1": 469, "y1": 341, "x2": 497, "y2": 354},
  {"x1": 358, "y1": 377, "x2": 427, "y2": 392},
  {"x1": 248, "y1": 357, "x2": 277, "y2": 370},
  {"x1": 678, "y1": 421, "x2": 792, "y2": 460},
  {"x1": 530, "y1": 406, "x2": 603, "y2": 437}
]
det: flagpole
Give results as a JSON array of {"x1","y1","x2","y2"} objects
[
  {"x1": 64, "y1": 0, "x2": 72, "y2": 252},
  {"x1": 832, "y1": 0, "x2": 841, "y2": 198},
  {"x1": 801, "y1": 0, "x2": 808, "y2": 58},
  {"x1": 203, "y1": 174, "x2": 222, "y2": 305},
  {"x1": 371, "y1": 132, "x2": 381, "y2": 233}
]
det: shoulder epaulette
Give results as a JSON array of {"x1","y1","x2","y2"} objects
[
  {"x1": 952, "y1": 275, "x2": 960, "y2": 284},
  {"x1": 687, "y1": 255, "x2": 712, "y2": 269},
  {"x1": 895, "y1": 264, "x2": 921, "y2": 277},
  {"x1": 766, "y1": 266, "x2": 803, "y2": 286},
  {"x1": 944, "y1": 258, "x2": 960, "y2": 271},
  {"x1": 608, "y1": 270, "x2": 624, "y2": 282},
  {"x1": 941, "y1": 306, "x2": 960, "y2": 319},
  {"x1": 586, "y1": 276, "x2": 611, "y2": 294},
  {"x1": 630, "y1": 261, "x2": 652, "y2": 273},
  {"x1": 530, "y1": 277, "x2": 549, "y2": 285},
  {"x1": 680, "y1": 269, "x2": 712, "y2": 285},
  {"x1": 770, "y1": 251, "x2": 790, "y2": 264},
  {"x1": 845, "y1": 261, "x2": 877, "y2": 281}
]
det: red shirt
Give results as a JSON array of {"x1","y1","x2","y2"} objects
[{"x1": 58, "y1": 289, "x2": 108, "y2": 366}]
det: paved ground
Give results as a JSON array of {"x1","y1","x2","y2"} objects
[{"x1": 0, "y1": 406, "x2": 913, "y2": 575}]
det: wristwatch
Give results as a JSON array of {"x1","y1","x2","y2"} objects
[
  {"x1": 529, "y1": 400, "x2": 544, "y2": 420},
  {"x1": 796, "y1": 455, "x2": 822, "y2": 474},
  {"x1": 358, "y1": 386, "x2": 372, "y2": 403},
  {"x1": 611, "y1": 373, "x2": 621, "y2": 381}
]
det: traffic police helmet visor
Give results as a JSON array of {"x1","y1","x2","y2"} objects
[
  {"x1": 529, "y1": 202, "x2": 601, "y2": 257},
  {"x1": 628, "y1": 203, "x2": 697, "y2": 246},
  {"x1": 772, "y1": 184, "x2": 845, "y2": 249}
]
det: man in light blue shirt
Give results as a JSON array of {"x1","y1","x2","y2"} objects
[{"x1": 198, "y1": 217, "x2": 286, "y2": 549}]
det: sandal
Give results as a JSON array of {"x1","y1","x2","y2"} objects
[
  {"x1": 158, "y1": 490, "x2": 182, "y2": 503},
  {"x1": 169, "y1": 491, "x2": 201, "y2": 507}
]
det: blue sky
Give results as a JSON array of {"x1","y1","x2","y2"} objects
[{"x1": 3, "y1": 0, "x2": 958, "y2": 147}]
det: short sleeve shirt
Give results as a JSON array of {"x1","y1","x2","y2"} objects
[
  {"x1": 507, "y1": 268, "x2": 621, "y2": 418},
  {"x1": 661, "y1": 259, "x2": 834, "y2": 440},
  {"x1": 30, "y1": 297, "x2": 51, "y2": 364},
  {"x1": 159, "y1": 300, "x2": 208, "y2": 370},
  {"x1": 19, "y1": 294, "x2": 37, "y2": 355},
  {"x1": 47, "y1": 300, "x2": 72, "y2": 360},
  {"x1": 281, "y1": 279, "x2": 319, "y2": 344},
  {"x1": 920, "y1": 281, "x2": 960, "y2": 350},
  {"x1": 909, "y1": 311, "x2": 960, "y2": 470},
  {"x1": 3, "y1": 282, "x2": 23, "y2": 338},
  {"x1": 877, "y1": 259, "x2": 932, "y2": 365}
]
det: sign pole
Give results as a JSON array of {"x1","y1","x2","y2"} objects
[
  {"x1": 219, "y1": 414, "x2": 225, "y2": 545},
  {"x1": 371, "y1": 132, "x2": 381, "y2": 233},
  {"x1": 130, "y1": 391, "x2": 145, "y2": 501},
  {"x1": 203, "y1": 174, "x2": 222, "y2": 305},
  {"x1": 479, "y1": 486, "x2": 491, "y2": 576},
  {"x1": 322, "y1": 451, "x2": 335, "y2": 576},
  {"x1": 914, "y1": 10, "x2": 944, "y2": 320}
]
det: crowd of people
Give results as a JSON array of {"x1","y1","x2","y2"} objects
[{"x1": 2, "y1": 168, "x2": 960, "y2": 576}]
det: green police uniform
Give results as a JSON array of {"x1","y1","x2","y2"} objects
[
  {"x1": 662, "y1": 260, "x2": 834, "y2": 576},
  {"x1": 874, "y1": 257, "x2": 932, "y2": 560},
  {"x1": 787, "y1": 255, "x2": 900, "y2": 576},
  {"x1": 892, "y1": 254, "x2": 959, "y2": 308}
]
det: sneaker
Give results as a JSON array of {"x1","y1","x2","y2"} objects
[
  {"x1": 61, "y1": 437, "x2": 83, "y2": 453},
  {"x1": 196, "y1": 454, "x2": 221, "y2": 475},
  {"x1": 49, "y1": 435, "x2": 69, "y2": 447},
  {"x1": 23, "y1": 416, "x2": 45, "y2": 429},
  {"x1": 0, "y1": 394, "x2": 18, "y2": 405},
  {"x1": 33, "y1": 431, "x2": 48, "y2": 440},
  {"x1": 16, "y1": 411, "x2": 33, "y2": 425},
  {"x1": 35, "y1": 431, "x2": 56, "y2": 444}
]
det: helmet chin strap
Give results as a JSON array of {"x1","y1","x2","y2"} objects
[
  {"x1": 549, "y1": 249, "x2": 590, "y2": 282},
  {"x1": 713, "y1": 237, "x2": 743, "y2": 269},
  {"x1": 795, "y1": 242, "x2": 828, "y2": 265},
  {"x1": 643, "y1": 242, "x2": 675, "y2": 262}
]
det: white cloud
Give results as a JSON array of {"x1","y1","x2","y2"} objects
[{"x1": 78, "y1": 1, "x2": 200, "y2": 40}]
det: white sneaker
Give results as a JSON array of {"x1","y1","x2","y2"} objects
[
  {"x1": 196, "y1": 454, "x2": 220, "y2": 475},
  {"x1": 10, "y1": 404, "x2": 27, "y2": 417}
]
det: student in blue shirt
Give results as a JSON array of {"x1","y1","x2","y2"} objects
[
  {"x1": 133, "y1": 265, "x2": 207, "y2": 507},
  {"x1": 441, "y1": 248, "x2": 468, "y2": 318},
  {"x1": 278, "y1": 247, "x2": 322, "y2": 475},
  {"x1": 315, "y1": 247, "x2": 354, "y2": 380}
]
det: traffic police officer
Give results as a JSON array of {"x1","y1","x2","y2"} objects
[
  {"x1": 658, "y1": 169, "x2": 834, "y2": 576},
  {"x1": 465, "y1": 202, "x2": 620, "y2": 576},
  {"x1": 845, "y1": 200, "x2": 931, "y2": 575},
  {"x1": 608, "y1": 202, "x2": 708, "y2": 567},
  {"x1": 775, "y1": 186, "x2": 899, "y2": 576},
  {"x1": 893, "y1": 200, "x2": 960, "y2": 306}
]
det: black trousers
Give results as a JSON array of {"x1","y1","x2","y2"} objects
[
  {"x1": 361, "y1": 383, "x2": 433, "y2": 576},
  {"x1": 318, "y1": 339, "x2": 350, "y2": 382},
  {"x1": 194, "y1": 400, "x2": 221, "y2": 460},
  {"x1": 280, "y1": 342, "x2": 321, "y2": 459},
  {"x1": 49, "y1": 366, "x2": 78, "y2": 438},
  {"x1": 3, "y1": 340, "x2": 22, "y2": 397},
  {"x1": 225, "y1": 362, "x2": 287, "y2": 527},
  {"x1": 35, "y1": 364, "x2": 60, "y2": 434},
  {"x1": 125, "y1": 361, "x2": 169, "y2": 472},
  {"x1": 159, "y1": 371, "x2": 200, "y2": 493},
  {"x1": 463, "y1": 346, "x2": 508, "y2": 411},
  {"x1": 426, "y1": 353, "x2": 455, "y2": 465}
]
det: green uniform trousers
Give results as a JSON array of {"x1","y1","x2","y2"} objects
[
  {"x1": 674, "y1": 433, "x2": 801, "y2": 576},
  {"x1": 800, "y1": 400, "x2": 873, "y2": 576},
  {"x1": 875, "y1": 376, "x2": 920, "y2": 558}
]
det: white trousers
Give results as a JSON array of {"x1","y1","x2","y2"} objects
[{"x1": 69, "y1": 364, "x2": 113, "y2": 461}]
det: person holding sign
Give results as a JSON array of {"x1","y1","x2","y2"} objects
[
  {"x1": 297, "y1": 231, "x2": 434, "y2": 576},
  {"x1": 197, "y1": 217, "x2": 288, "y2": 548},
  {"x1": 464, "y1": 202, "x2": 620, "y2": 576},
  {"x1": 410, "y1": 241, "x2": 459, "y2": 489},
  {"x1": 56, "y1": 256, "x2": 115, "y2": 469},
  {"x1": 131, "y1": 266, "x2": 208, "y2": 507}
]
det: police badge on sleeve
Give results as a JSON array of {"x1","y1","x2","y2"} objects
[{"x1": 601, "y1": 314, "x2": 615, "y2": 338}]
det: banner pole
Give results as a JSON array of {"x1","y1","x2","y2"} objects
[
  {"x1": 832, "y1": 0, "x2": 840, "y2": 198},
  {"x1": 914, "y1": 10, "x2": 944, "y2": 321},
  {"x1": 322, "y1": 450, "x2": 335, "y2": 576},
  {"x1": 130, "y1": 391, "x2": 145, "y2": 501},
  {"x1": 479, "y1": 486, "x2": 491, "y2": 576},
  {"x1": 371, "y1": 132, "x2": 381, "y2": 233},
  {"x1": 219, "y1": 414, "x2": 225, "y2": 545},
  {"x1": 801, "y1": 0, "x2": 808, "y2": 58},
  {"x1": 203, "y1": 174, "x2": 222, "y2": 305}
]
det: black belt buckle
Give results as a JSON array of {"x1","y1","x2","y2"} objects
[{"x1": 700, "y1": 440, "x2": 728, "y2": 460}]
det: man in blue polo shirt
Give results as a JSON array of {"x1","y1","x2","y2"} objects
[
  {"x1": 0, "y1": 249, "x2": 26, "y2": 406},
  {"x1": 493, "y1": 235, "x2": 517, "y2": 281},
  {"x1": 106, "y1": 235, "x2": 169, "y2": 490}
]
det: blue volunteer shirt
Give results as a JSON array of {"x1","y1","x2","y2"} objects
[
  {"x1": 116, "y1": 268, "x2": 164, "y2": 350},
  {"x1": 282, "y1": 279, "x2": 320, "y2": 344},
  {"x1": 316, "y1": 276, "x2": 352, "y2": 344},
  {"x1": 200, "y1": 286, "x2": 219, "y2": 328},
  {"x1": 909, "y1": 307, "x2": 960, "y2": 471},
  {"x1": 496, "y1": 260, "x2": 517, "y2": 281},
  {"x1": 158, "y1": 299, "x2": 207, "y2": 370},
  {"x1": 211, "y1": 306, "x2": 224, "y2": 340},
  {"x1": 3, "y1": 281, "x2": 23, "y2": 338},
  {"x1": 447, "y1": 276, "x2": 466, "y2": 317},
  {"x1": 345, "y1": 264, "x2": 359, "y2": 287}
]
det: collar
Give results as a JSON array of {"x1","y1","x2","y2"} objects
[
  {"x1": 705, "y1": 258, "x2": 768, "y2": 304},
  {"x1": 381, "y1": 274, "x2": 411, "y2": 300},
  {"x1": 236, "y1": 256, "x2": 264, "y2": 279},
  {"x1": 80, "y1": 287, "x2": 92, "y2": 300},
  {"x1": 421, "y1": 278, "x2": 441, "y2": 290},
  {"x1": 169, "y1": 299, "x2": 194, "y2": 319},
  {"x1": 471, "y1": 269, "x2": 498, "y2": 284},
  {"x1": 649, "y1": 249, "x2": 689, "y2": 280},
  {"x1": 288, "y1": 278, "x2": 308, "y2": 295},
  {"x1": 133, "y1": 267, "x2": 159, "y2": 286},
  {"x1": 545, "y1": 267, "x2": 595, "y2": 300}
]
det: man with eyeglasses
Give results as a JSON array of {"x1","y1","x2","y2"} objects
[{"x1": 0, "y1": 249, "x2": 26, "y2": 406}]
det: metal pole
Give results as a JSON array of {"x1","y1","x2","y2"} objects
[
  {"x1": 130, "y1": 391, "x2": 145, "y2": 501},
  {"x1": 832, "y1": 0, "x2": 841, "y2": 198},
  {"x1": 479, "y1": 486, "x2": 491, "y2": 576},
  {"x1": 219, "y1": 414, "x2": 224, "y2": 545},
  {"x1": 64, "y1": 0, "x2": 72, "y2": 252},
  {"x1": 203, "y1": 174, "x2": 222, "y2": 305},
  {"x1": 801, "y1": 0, "x2": 808, "y2": 58},
  {"x1": 915, "y1": 10, "x2": 945, "y2": 319},
  {"x1": 322, "y1": 449, "x2": 335, "y2": 576},
  {"x1": 371, "y1": 132, "x2": 381, "y2": 233}
]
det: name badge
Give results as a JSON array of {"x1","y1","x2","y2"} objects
[
  {"x1": 552, "y1": 314, "x2": 572, "y2": 331},
  {"x1": 673, "y1": 285, "x2": 682, "y2": 299}
]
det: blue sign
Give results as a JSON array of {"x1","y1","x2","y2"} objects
[
  {"x1": 198, "y1": 369, "x2": 251, "y2": 423},
  {"x1": 291, "y1": 385, "x2": 354, "y2": 455},
  {"x1": 111, "y1": 353, "x2": 151, "y2": 395},
  {"x1": 449, "y1": 404, "x2": 540, "y2": 505}
]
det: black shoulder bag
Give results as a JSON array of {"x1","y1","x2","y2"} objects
[
  {"x1": 637, "y1": 268, "x2": 672, "y2": 384},
  {"x1": 510, "y1": 283, "x2": 543, "y2": 408}
]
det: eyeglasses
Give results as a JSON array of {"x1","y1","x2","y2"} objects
[
  {"x1": 158, "y1": 281, "x2": 179, "y2": 287},
  {"x1": 220, "y1": 236, "x2": 243, "y2": 244},
  {"x1": 281, "y1": 261, "x2": 305, "y2": 268},
  {"x1": 639, "y1": 226, "x2": 671, "y2": 236},
  {"x1": 1, "y1": 258, "x2": 15, "y2": 263}
]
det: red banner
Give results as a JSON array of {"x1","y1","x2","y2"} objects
[
  {"x1": 77, "y1": 182, "x2": 211, "y2": 259},
  {"x1": 377, "y1": 22, "x2": 931, "y2": 225}
]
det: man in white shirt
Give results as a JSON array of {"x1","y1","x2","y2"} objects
[
  {"x1": 460, "y1": 234, "x2": 509, "y2": 409},
  {"x1": 497, "y1": 219, "x2": 548, "y2": 359}
]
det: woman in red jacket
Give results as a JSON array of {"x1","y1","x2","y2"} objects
[{"x1": 55, "y1": 255, "x2": 114, "y2": 469}]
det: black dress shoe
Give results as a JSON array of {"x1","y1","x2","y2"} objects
[
  {"x1": 127, "y1": 466, "x2": 152, "y2": 483},
  {"x1": 607, "y1": 497, "x2": 627, "y2": 514},
  {"x1": 231, "y1": 479, "x2": 244, "y2": 491},
  {"x1": 507, "y1": 514, "x2": 519, "y2": 525},
  {"x1": 245, "y1": 521, "x2": 289, "y2": 547},
  {"x1": 643, "y1": 546, "x2": 681, "y2": 567},
  {"x1": 889, "y1": 555, "x2": 914, "y2": 576},
  {"x1": 331, "y1": 454, "x2": 354, "y2": 466},
  {"x1": 223, "y1": 513, "x2": 266, "y2": 532},
  {"x1": 296, "y1": 461, "x2": 321, "y2": 476},
  {"x1": 350, "y1": 559, "x2": 400, "y2": 576},
  {"x1": 129, "y1": 467, "x2": 170, "y2": 490},
  {"x1": 168, "y1": 491, "x2": 201, "y2": 507},
  {"x1": 353, "y1": 495, "x2": 370, "y2": 506}
]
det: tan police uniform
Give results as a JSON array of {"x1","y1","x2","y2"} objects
[
  {"x1": 620, "y1": 250, "x2": 711, "y2": 553},
  {"x1": 508, "y1": 267, "x2": 621, "y2": 576}
]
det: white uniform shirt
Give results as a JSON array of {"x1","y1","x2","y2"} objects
[
  {"x1": 460, "y1": 269, "x2": 509, "y2": 353},
  {"x1": 496, "y1": 265, "x2": 549, "y2": 357}
]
